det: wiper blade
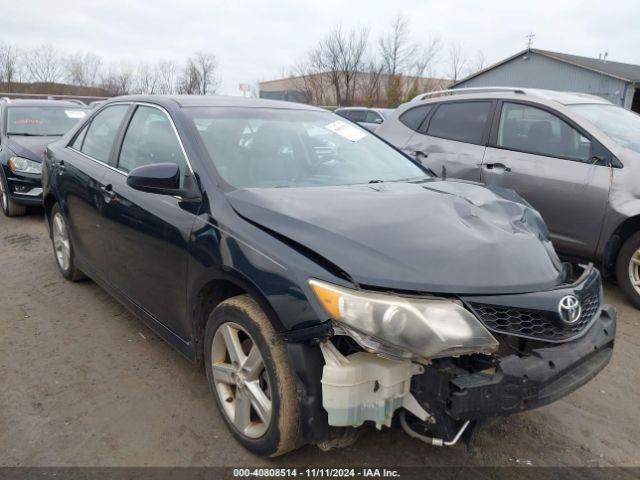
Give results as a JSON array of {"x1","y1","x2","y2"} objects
[{"x1": 368, "y1": 179, "x2": 384, "y2": 183}]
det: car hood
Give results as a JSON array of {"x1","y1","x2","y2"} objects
[
  {"x1": 226, "y1": 180, "x2": 564, "y2": 295},
  {"x1": 5, "y1": 136, "x2": 57, "y2": 162}
]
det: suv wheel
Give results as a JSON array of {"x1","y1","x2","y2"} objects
[
  {"x1": 0, "y1": 172, "x2": 27, "y2": 217},
  {"x1": 616, "y1": 231, "x2": 640, "y2": 309},
  {"x1": 50, "y1": 204, "x2": 85, "y2": 281},
  {"x1": 204, "y1": 295, "x2": 300, "y2": 457}
]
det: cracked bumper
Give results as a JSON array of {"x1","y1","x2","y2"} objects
[{"x1": 446, "y1": 305, "x2": 616, "y2": 419}]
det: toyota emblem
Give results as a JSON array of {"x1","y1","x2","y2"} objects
[{"x1": 558, "y1": 295, "x2": 582, "y2": 324}]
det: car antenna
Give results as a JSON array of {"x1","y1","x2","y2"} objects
[{"x1": 441, "y1": 165, "x2": 447, "y2": 180}]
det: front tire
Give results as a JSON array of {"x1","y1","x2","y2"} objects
[
  {"x1": 49, "y1": 204, "x2": 85, "y2": 281},
  {"x1": 204, "y1": 295, "x2": 300, "y2": 457},
  {"x1": 0, "y1": 171, "x2": 27, "y2": 217},
  {"x1": 616, "y1": 231, "x2": 640, "y2": 309}
]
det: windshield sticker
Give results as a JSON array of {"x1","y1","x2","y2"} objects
[
  {"x1": 325, "y1": 120, "x2": 368, "y2": 142},
  {"x1": 65, "y1": 110, "x2": 87, "y2": 119}
]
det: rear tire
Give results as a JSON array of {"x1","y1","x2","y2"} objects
[
  {"x1": 49, "y1": 204, "x2": 85, "y2": 281},
  {"x1": 0, "y1": 172, "x2": 27, "y2": 217},
  {"x1": 204, "y1": 294, "x2": 300, "y2": 457},
  {"x1": 615, "y1": 231, "x2": 640, "y2": 309}
]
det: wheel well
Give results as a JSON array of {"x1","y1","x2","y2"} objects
[
  {"x1": 191, "y1": 278, "x2": 285, "y2": 364},
  {"x1": 43, "y1": 194, "x2": 57, "y2": 226},
  {"x1": 604, "y1": 215, "x2": 640, "y2": 273}
]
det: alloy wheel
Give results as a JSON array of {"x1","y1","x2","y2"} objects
[
  {"x1": 211, "y1": 322, "x2": 272, "y2": 439},
  {"x1": 52, "y1": 212, "x2": 71, "y2": 271},
  {"x1": 0, "y1": 176, "x2": 7, "y2": 212},
  {"x1": 628, "y1": 248, "x2": 640, "y2": 296}
]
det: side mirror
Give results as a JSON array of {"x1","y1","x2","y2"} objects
[
  {"x1": 126, "y1": 162, "x2": 200, "y2": 200},
  {"x1": 373, "y1": 117, "x2": 383, "y2": 124}
]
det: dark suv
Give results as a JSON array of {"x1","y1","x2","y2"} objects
[
  {"x1": 0, "y1": 98, "x2": 88, "y2": 216},
  {"x1": 42, "y1": 95, "x2": 615, "y2": 457}
]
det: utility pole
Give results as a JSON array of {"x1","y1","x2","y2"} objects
[{"x1": 525, "y1": 33, "x2": 536, "y2": 50}]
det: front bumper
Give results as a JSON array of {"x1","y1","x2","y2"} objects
[
  {"x1": 413, "y1": 305, "x2": 615, "y2": 424},
  {"x1": 3, "y1": 168, "x2": 43, "y2": 206}
]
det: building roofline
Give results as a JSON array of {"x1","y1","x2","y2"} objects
[{"x1": 451, "y1": 48, "x2": 637, "y2": 87}]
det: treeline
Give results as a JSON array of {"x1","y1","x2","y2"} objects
[
  {"x1": 291, "y1": 14, "x2": 485, "y2": 107},
  {"x1": 0, "y1": 43, "x2": 220, "y2": 96}
]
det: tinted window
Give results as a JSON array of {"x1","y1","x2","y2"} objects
[
  {"x1": 118, "y1": 106, "x2": 187, "y2": 177},
  {"x1": 81, "y1": 105, "x2": 129, "y2": 163},
  {"x1": 188, "y1": 108, "x2": 426, "y2": 189},
  {"x1": 498, "y1": 103, "x2": 591, "y2": 161},
  {"x1": 347, "y1": 110, "x2": 367, "y2": 122},
  {"x1": 6, "y1": 107, "x2": 87, "y2": 136},
  {"x1": 365, "y1": 111, "x2": 383, "y2": 124},
  {"x1": 400, "y1": 105, "x2": 433, "y2": 131},
  {"x1": 427, "y1": 102, "x2": 491, "y2": 144}
]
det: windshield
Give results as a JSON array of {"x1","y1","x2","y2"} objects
[
  {"x1": 186, "y1": 107, "x2": 426, "y2": 188},
  {"x1": 6, "y1": 107, "x2": 88, "y2": 136},
  {"x1": 569, "y1": 103, "x2": 640, "y2": 154}
]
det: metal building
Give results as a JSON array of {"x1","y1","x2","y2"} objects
[{"x1": 452, "y1": 49, "x2": 640, "y2": 113}]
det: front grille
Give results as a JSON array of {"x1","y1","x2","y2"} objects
[{"x1": 468, "y1": 294, "x2": 600, "y2": 342}]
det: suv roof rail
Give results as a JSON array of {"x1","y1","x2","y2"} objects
[
  {"x1": 65, "y1": 99, "x2": 87, "y2": 106},
  {"x1": 411, "y1": 87, "x2": 527, "y2": 102}
]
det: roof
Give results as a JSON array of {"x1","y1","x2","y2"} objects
[
  {"x1": 109, "y1": 94, "x2": 324, "y2": 111},
  {"x1": 0, "y1": 99, "x2": 88, "y2": 108},
  {"x1": 453, "y1": 48, "x2": 640, "y2": 86}
]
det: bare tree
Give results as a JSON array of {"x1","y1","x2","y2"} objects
[
  {"x1": 379, "y1": 14, "x2": 416, "y2": 77},
  {"x1": 0, "y1": 42, "x2": 20, "y2": 88},
  {"x1": 100, "y1": 62, "x2": 135, "y2": 95},
  {"x1": 136, "y1": 62, "x2": 159, "y2": 94},
  {"x1": 178, "y1": 52, "x2": 219, "y2": 95},
  {"x1": 312, "y1": 25, "x2": 369, "y2": 106},
  {"x1": 24, "y1": 45, "x2": 62, "y2": 84},
  {"x1": 447, "y1": 42, "x2": 468, "y2": 82},
  {"x1": 156, "y1": 60, "x2": 177, "y2": 94},
  {"x1": 467, "y1": 50, "x2": 485, "y2": 75},
  {"x1": 65, "y1": 52, "x2": 102, "y2": 87}
]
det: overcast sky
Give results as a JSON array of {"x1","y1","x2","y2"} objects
[{"x1": 2, "y1": 0, "x2": 639, "y2": 95}]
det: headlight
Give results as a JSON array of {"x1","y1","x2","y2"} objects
[
  {"x1": 310, "y1": 279, "x2": 498, "y2": 360},
  {"x1": 8, "y1": 157, "x2": 42, "y2": 174}
]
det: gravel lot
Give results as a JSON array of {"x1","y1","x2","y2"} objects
[{"x1": 1, "y1": 210, "x2": 639, "y2": 468}]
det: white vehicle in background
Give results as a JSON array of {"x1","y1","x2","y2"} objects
[{"x1": 334, "y1": 107, "x2": 394, "y2": 132}]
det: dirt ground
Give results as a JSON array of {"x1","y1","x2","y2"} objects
[{"x1": 1, "y1": 210, "x2": 639, "y2": 468}]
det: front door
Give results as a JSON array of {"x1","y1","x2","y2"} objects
[
  {"x1": 482, "y1": 101, "x2": 611, "y2": 258},
  {"x1": 101, "y1": 104, "x2": 201, "y2": 339},
  {"x1": 60, "y1": 104, "x2": 130, "y2": 278},
  {"x1": 404, "y1": 100, "x2": 494, "y2": 181}
]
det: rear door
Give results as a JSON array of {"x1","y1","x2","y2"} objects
[
  {"x1": 60, "y1": 104, "x2": 130, "y2": 278},
  {"x1": 404, "y1": 100, "x2": 494, "y2": 181},
  {"x1": 481, "y1": 101, "x2": 611, "y2": 258},
  {"x1": 100, "y1": 104, "x2": 200, "y2": 339}
]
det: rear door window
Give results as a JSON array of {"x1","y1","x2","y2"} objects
[
  {"x1": 365, "y1": 111, "x2": 383, "y2": 124},
  {"x1": 399, "y1": 105, "x2": 434, "y2": 131},
  {"x1": 81, "y1": 105, "x2": 129, "y2": 163},
  {"x1": 497, "y1": 102, "x2": 591, "y2": 162},
  {"x1": 426, "y1": 101, "x2": 492, "y2": 145},
  {"x1": 347, "y1": 110, "x2": 367, "y2": 123}
]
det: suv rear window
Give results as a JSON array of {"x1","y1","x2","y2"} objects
[
  {"x1": 399, "y1": 105, "x2": 433, "y2": 131},
  {"x1": 426, "y1": 101, "x2": 492, "y2": 145}
]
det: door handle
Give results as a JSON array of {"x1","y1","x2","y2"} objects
[
  {"x1": 412, "y1": 150, "x2": 428, "y2": 159},
  {"x1": 101, "y1": 184, "x2": 116, "y2": 199},
  {"x1": 485, "y1": 163, "x2": 511, "y2": 172}
]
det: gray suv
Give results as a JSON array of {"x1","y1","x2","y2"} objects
[{"x1": 376, "y1": 87, "x2": 640, "y2": 308}]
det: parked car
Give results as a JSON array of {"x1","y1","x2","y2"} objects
[
  {"x1": 0, "y1": 98, "x2": 88, "y2": 216},
  {"x1": 42, "y1": 95, "x2": 615, "y2": 457},
  {"x1": 376, "y1": 87, "x2": 640, "y2": 308},
  {"x1": 335, "y1": 107, "x2": 394, "y2": 131}
]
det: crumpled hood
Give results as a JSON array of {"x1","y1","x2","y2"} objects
[
  {"x1": 226, "y1": 180, "x2": 564, "y2": 295},
  {"x1": 5, "y1": 136, "x2": 54, "y2": 162}
]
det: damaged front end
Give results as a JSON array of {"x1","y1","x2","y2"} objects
[{"x1": 310, "y1": 264, "x2": 615, "y2": 448}]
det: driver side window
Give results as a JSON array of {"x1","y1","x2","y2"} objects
[{"x1": 118, "y1": 106, "x2": 188, "y2": 182}]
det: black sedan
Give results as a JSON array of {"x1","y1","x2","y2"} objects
[
  {"x1": 42, "y1": 95, "x2": 615, "y2": 457},
  {"x1": 0, "y1": 98, "x2": 88, "y2": 216}
]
